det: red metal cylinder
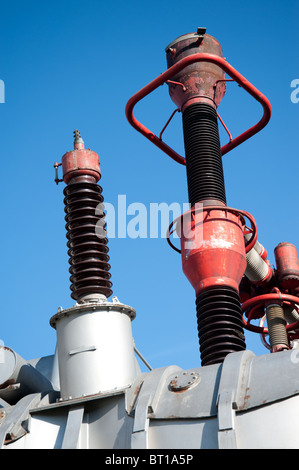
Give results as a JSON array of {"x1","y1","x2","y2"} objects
[
  {"x1": 179, "y1": 208, "x2": 247, "y2": 296},
  {"x1": 274, "y1": 242, "x2": 299, "y2": 291},
  {"x1": 165, "y1": 29, "x2": 226, "y2": 111},
  {"x1": 61, "y1": 135, "x2": 101, "y2": 184}
]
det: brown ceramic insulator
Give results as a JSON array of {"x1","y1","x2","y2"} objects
[{"x1": 64, "y1": 180, "x2": 113, "y2": 300}]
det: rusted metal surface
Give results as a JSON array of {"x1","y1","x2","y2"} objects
[
  {"x1": 0, "y1": 378, "x2": 16, "y2": 390},
  {"x1": 169, "y1": 371, "x2": 201, "y2": 392},
  {"x1": 274, "y1": 242, "x2": 299, "y2": 291},
  {"x1": 179, "y1": 207, "x2": 247, "y2": 296},
  {"x1": 60, "y1": 130, "x2": 101, "y2": 184},
  {"x1": 165, "y1": 31, "x2": 226, "y2": 111}
]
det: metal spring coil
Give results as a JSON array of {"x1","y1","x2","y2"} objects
[
  {"x1": 182, "y1": 103, "x2": 227, "y2": 207},
  {"x1": 266, "y1": 304, "x2": 289, "y2": 350},
  {"x1": 64, "y1": 181, "x2": 113, "y2": 300},
  {"x1": 196, "y1": 286, "x2": 246, "y2": 366}
]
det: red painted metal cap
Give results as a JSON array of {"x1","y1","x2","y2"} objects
[
  {"x1": 165, "y1": 28, "x2": 226, "y2": 111},
  {"x1": 61, "y1": 130, "x2": 101, "y2": 184}
]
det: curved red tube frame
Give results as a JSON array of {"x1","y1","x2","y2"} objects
[
  {"x1": 166, "y1": 205, "x2": 258, "y2": 254},
  {"x1": 242, "y1": 293, "x2": 299, "y2": 334},
  {"x1": 125, "y1": 53, "x2": 272, "y2": 165}
]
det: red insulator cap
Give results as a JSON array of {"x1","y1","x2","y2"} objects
[{"x1": 61, "y1": 130, "x2": 101, "y2": 184}]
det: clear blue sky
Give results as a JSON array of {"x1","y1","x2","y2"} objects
[{"x1": 0, "y1": 0, "x2": 298, "y2": 372}]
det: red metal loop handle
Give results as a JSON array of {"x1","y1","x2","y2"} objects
[
  {"x1": 166, "y1": 205, "x2": 257, "y2": 254},
  {"x1": 242, "y1": 293, "x2": 299, "y2": 334},
  {"x1": 125, "y1": 53, "x2": 272, "y2": 165}
]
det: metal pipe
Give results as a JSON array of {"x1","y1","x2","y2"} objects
[
  {"x1": 50, "y1": 299, "x2": 137, "y2": 400},
  {"x1": 0, "y1": 347, "x2": 54, "y2": 404}
]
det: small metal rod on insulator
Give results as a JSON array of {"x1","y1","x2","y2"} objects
[
  {"x1": 165, "y1": 80, "x2": 186, "y2": 91},
  {"x1": 53, "y1": 162, "x2": 63, "y2": 185},
  {"x1": 213, "y1": 78, "x2": 235, "y2": 89},
  {"x1": 133, "y1": 345, "x2": 153, "y2": 371},
  {"x1": 159, "y1": 108, "x2": 180, "y2": 141},
  {"x1": 216, "y1": 111, "x2": 233, "y2": 142}
]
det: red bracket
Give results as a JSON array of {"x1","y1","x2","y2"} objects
[{"x1": 125, "y1": 53, "x2": 272, "y2": 165}]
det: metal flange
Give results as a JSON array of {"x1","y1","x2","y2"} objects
[{"x1": 169, "y1": 371, "x2": 201, "y2": 392}]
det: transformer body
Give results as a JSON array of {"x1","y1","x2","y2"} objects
[{"x1": 2, "y1": 348, "x2": 299, "y2": 449}]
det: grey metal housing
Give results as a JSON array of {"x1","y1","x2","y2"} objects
[{"x1": 1, "y1": 344, "x2": 299, "y2": 449}]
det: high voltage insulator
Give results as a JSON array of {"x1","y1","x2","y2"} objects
[{"x1": 54, "y1": 130, "x2": 112, "y2": 302}]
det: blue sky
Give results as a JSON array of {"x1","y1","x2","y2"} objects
[{"x1": 0, "y1": 0, "x2": 298, "y2": 372}]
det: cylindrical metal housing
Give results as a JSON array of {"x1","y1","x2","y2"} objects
[
  {"x1": 165, "y1": 30, "x2": 226, "y2": 111},
  {"x1": 274, "y1": 242, "x2": 299, "y2": 291},
  {"x1": 61, "y1": 149, "x2": 101, "y2": 184},
  {"x1": 245, "y1": 246, "x2": 272, "y2": 283},
  {"x1": 283, "y1": 305, "x2": 299, "y2": 324},
  {"x1": 0, "y1": 346, "x2": 54, "y2": 404},
  {"x1": 179, "y1": 207, "x2": 247, "y2": 365},
  {"x1": 244, "y1": 233, "x2": 268, "y2": 261},
  {"x1": 180, "y1": 208, "x2": 247, "y2": 296},
  {"x1": 61, "y1": 131, "x2": 101, "y2": 184},
  {"x1": 254, "y1": 239, "x2": 268, "y2": 260},
  {"x1": 50, "y1": 299, "x2": 138, "y2": 400}
]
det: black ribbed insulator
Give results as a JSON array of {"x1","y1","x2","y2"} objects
[
  {"x1": 182, "y1": 103, "x2": 226, "y2": 206},
  {"x1": 64, "y1": 181, "x2": 113, "y2": 300},
  {"x1": 196, "y1": 286, "x2": 246, "y2": 366}
]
